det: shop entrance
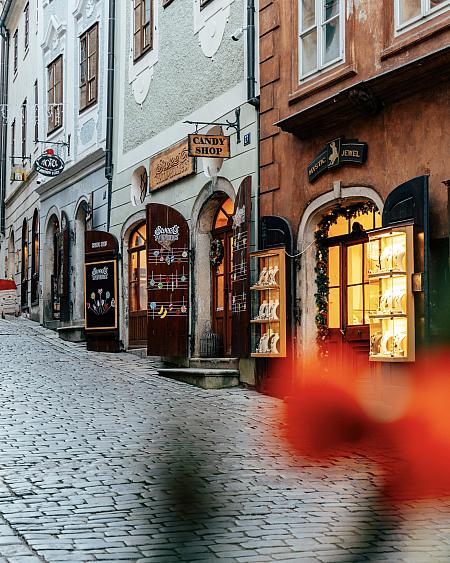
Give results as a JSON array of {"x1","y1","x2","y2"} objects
[
  {"x1": 128, "y1": 223, "x2": 147, "y2": 348},
  {"x1": 323, "y1": 207, "x2": 381, "y2": 372},
  {"x1": 211, "y1": 197, "x2": 234, "y2": 356}
]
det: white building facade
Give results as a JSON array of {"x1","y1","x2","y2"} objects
[{"x1": 110, "y1": 0, "x2": 259, "y2": 383}]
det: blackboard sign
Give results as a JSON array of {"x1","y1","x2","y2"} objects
[{"x1": 84, "y1": 260, "x2": 118, "y2": 330}]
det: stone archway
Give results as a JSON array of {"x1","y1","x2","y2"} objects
[
  {"x1": 296, "y1": 186, "x2": 384, "y2": 359},
  {"x1": 43, "y1": 211, "x2": 60, "y2": 324},
  {"x1": 190, "y1": 177, "x2": 236, "y2": 356}
]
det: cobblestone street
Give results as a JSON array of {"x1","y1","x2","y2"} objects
[{"x1": 0, "y1": 317, "x2": 448, "y2": 563}]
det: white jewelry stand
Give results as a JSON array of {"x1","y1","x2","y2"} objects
[
  {"x1": 267, "y1": 265, "x2": 279, "y2": 286},
  {"x1": 268, "y1": 299, "x2": 279, "y2": 320}
]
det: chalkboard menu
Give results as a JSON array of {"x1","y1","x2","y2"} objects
[{"x1": 84, "y1": 260, "x2": 118, "y2": 330}]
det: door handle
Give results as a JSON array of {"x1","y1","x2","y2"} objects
[{"x1": 340, "y1": 326, "x2": 347, "y2": 337}]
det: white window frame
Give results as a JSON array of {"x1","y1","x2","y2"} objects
[
  {"x1": 298, "y1": 0, "x2": 345, "y2": 81},
  {"x1": 395, "y1": 0, "x2": 450, "y2": 33}
]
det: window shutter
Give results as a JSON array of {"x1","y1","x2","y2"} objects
[{"x1": 231, "y1": 176, "x2": 252, "y2": 358}]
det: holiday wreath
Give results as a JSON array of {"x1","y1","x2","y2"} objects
[
  {"x1": 314, "y1": 202, "x2": 377, "y2": 358},
  {"x1": 210, "y1": 238, "x2": 225, "y2": 268}
]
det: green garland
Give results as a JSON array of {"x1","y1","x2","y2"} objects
[
  {"x1": 210, "y1": 238, "x2": 225, "y2": 269},
  {"x1": 314, "y1": 201, "x2": 377, "y2": 357}
]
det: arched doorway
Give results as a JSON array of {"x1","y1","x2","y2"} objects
[
  {"x1": 128, "y1": 222, "x2": 147, "y2": 347},
  {"x1": 211, "y1": 197, "x2": 234, "y2": 356},
  {"x1": 31, "y1": 209, "x2": 40, "y2": 305},
  {"x1": 43, "y1": 214, "x2": 60, "y2": 323},
  {"x1": 21, "y1": 219, "x2": 29, "y2": 309},
  {"x1": 318, "y1": 203, "x2": 382, "y2": 371},
  {"x1": 73, "y1": 201, "x2": 88, "y2": 322}
]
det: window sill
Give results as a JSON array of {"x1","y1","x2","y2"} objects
[
  {"x1": 382, "y1": 13, "x2": 450, "y2": 61},
  {"x1": 79, "y1": 100, "x2": 97, "y2": 115},
  {"x1": 133, "y1": 46, "x2": 153, "y2": 65},
  {"x1": 47, "y1": 125, "x2": 64, "y2": 139},
  {"x1": 23, "y1": 46, "x2": 29, "y2": 60},
  {"x1": 289, "y1": 62, "x2": 357, "y2": 105}
]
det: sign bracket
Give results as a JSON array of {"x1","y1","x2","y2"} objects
[
  {"x1": 10, "y1": 154, "x2": 31, "y2": 165},
  {"x1": 184, "y1": 107, "x2": 241, "y2": 143}
]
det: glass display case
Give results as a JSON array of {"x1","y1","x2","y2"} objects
[
  {"x1": 250, "y1": 247, "x2": 286, "y2": 358},
  {"x1": 367, "y1": 224, "x2": 415, "y2": 362}
]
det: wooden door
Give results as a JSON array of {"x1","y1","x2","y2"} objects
[
  {"x1": 212, "y1": 229, "x2": 233, "y2": 356},
  {"x1": 326, "y1": 238, "x2": 371, "y2": 374},
  {"x1": 211, "y1": 197, "x2": 234, "y2": 356},
  {"x1": 129, "y1": 223, "x2": 147, "y2": 348}
]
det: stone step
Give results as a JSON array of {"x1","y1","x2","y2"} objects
[
  {"x1": 128, "y1": 348, "x2": 147, "y2": 359},
  {"x1": 189, "y1": 357, "x2": 239, "y2": 370},
  {"x1": 157, "y1": 368, "x2": 240, "y2": 390}
]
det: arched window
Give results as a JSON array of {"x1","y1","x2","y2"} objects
[
  {"x1": 31, "y1": 209, "x2": 39, "y2": 304},
  {"x1": 21, "y1": 218, "x2": 29, "y2": 308},
  {"x1": 129, "y1": 222, "x2": 147, "y2": 313}
]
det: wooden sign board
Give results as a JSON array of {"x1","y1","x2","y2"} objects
[
  {"x1": 84, "y1": 260, "x2": 118, "y2": 331},
  {"x1": 147, "y1": 203, "x2": 190, "y2": 357},
  {"x1": 232, "y1": 176, "x2": 252, "y2": 358},
  {"x1": 188, "y1": 134, "x2": 230, "y2": 158},
  {"x1": 150, "y1": 139, "x2": 195, "y2": 191}
]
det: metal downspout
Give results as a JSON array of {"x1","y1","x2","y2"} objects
[
  {"x1": 246, "y1": 0, "x2": 258, "y2": 107},
  {"x1": 105, "y1": 0, "x2": 116, "y2": 232}
]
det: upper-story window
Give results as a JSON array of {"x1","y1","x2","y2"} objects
[
  {"x1": 34, "y1": 80, "x2": 38, "y2": 142},
  {"x1": 11, "y1": 119, "x2": 16, "y2": 160},
  {"x1": 133, "y1": 0, "x2": 152, "y2": 61},
  {"x1": 13, "y1": 30, "x2": 18, "y2": 74},
  {"x1": 21, "y1": 99, "x2": 27, "y2": 158},
  {"x1": 395, "y1": 0, "x2": 450, "y2": 31},
  {"x1": 299, "y1": 0, "x2": 343, "y2": 79},
  {"x1": 24, "y1": 3, "x2": 30, "y2": 50},
  {"x1": 80, "y1": 24, "x2": 99, "y2": 111},
  {"x1": 47, "y1": 55, "x2": 63, "y2": 134}
]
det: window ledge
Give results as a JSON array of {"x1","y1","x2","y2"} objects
[
  {"x1": 289, "y1": 62, "x2": 357, "y2": 105},
  {"x1": 79, "y1": 100, "x2": 97, "y2": 115},
  {"x1": 23, "y1": 46, "x2": 29, "y2": 60},
  {"x1": 382, "y1": 13, "x2": 450, "y2": 61}
]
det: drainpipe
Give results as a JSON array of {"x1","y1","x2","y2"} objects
[
  {"x1": 246, "y1": 0, "x2": 259, "y2": 108},
  {"x1": 105, "y1": 0, "x2": 116, "y2": 232},
  {"x1": 0, "y1": 0, "x2": 12, "y2": 236}
]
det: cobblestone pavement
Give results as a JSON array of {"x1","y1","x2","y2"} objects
[{"x1": 0, "y1": 317, "x2": 449, "y2": 563}]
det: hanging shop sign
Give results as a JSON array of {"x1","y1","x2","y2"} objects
[
  {"x1": 10, "y1": 166, "x2": 29, "y2": 182},
  {"x1": 307, "y1": 138, "x2": 367, "y2": 183},
  {"x1": 147, "y1": 203, "x2": 190, "y2": 358},
  {"x1": 188, "y1": 134, "x2": 230, "y2": 158},
  {"x1": 84, "y1": 260, "x2": 118, "y2": 331},
  {"x1": 150, "y1": 139, "x2": 195, "y2": 191},
  {"x1": 34, "y1": 149, "x2": 65, "y2": 177},
  {"x1": 85, "y1": 230, "x2": 119, "y2": 257}
]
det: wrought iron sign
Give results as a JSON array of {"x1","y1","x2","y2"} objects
[
  {"x1": 307, "y1": 137, "x2": 368, "y2": 183},
  {"x1": 34, "y1": 148, "x2": 65, "y2": 177}
]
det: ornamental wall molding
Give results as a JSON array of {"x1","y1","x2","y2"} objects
[
  {"x1": 42, "y1": 15, "x2": 67, "y2": 55},
  {"x1": 193, "y1": 0, "x2": 235, "y2": 58}
]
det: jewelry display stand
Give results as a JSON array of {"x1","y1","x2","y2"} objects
[
  {"x1": 368, "y1": 224, "x2": 415, "y2": 362},
  {"x1": 250, "y1": 247, "x2": 286, "y2": 358}
]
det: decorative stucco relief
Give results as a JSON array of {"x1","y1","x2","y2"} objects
[{"x1": 193, "y1": 0, "x2": 235, "y2": 58}]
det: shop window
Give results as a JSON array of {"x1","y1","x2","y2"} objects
[
  {"x1": 299, "y1": 0, "x2": 344, "y2": 79},
  {"x1": 395, "y1": 0, "x2": 450, "y2": 31},
  {"x1": 47, "y1": 55, "x2": 63, "y2": 134},
  {"x1": 80, "y1": 24, "x2": 98, "y2": 112},
  {"x1": 129, "y1": 223, "x2": 147, "y2": 313},
  {"x1": 327, "y1": 209, "x2": 381, "y2": 238},
  {"x1": 133, "y1": 0, "x2": 153, "y2": 61},
  {"x1": 21, "y1": 99, "x2": 27, "y2": 159}
]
